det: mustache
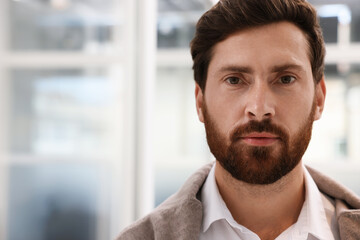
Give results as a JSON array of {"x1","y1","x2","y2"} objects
[{"x1": 230, "y1": 119, "x2": 289, "y2": 143}]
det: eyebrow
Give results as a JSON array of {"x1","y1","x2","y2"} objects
[
  {"x1": 270, "y1": 64, "x2": 306, "y2": 73},
  {"x1": 217, "y1": 65, "x2": 253, "y2": 74},
  {"x1": 216, "y1": 63, "x2": 306, "y2": 75}
]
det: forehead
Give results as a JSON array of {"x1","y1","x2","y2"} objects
[{"x1": 208, "y1": 21, "x2": 312, "y2": 74}]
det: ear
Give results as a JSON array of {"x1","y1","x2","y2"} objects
[
  {"x1": 314, "y1": 77, "x2": 326, "y2": 121},
  {"x1": 195, "y1": 83, "x2": 204, "y2": 123}
]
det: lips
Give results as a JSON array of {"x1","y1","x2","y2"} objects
[{"x1": 241, "y1": 132, "x2": 280, "y2": 146}]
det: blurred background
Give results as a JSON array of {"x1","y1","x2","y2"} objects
[{"x1": 0, "y1": 0, "x2": 359, "y2": 239}]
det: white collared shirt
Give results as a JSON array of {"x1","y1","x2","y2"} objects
[{"x1": 199, "y1": 162, "x2": 340, "y2": 240}]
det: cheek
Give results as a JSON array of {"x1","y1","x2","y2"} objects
[
  {"x1": 282, "y1": 96, "x2": 314, "y2": 136},
  {"x1": 205, "y1": 95, "x2": 242, "y2": 136}
]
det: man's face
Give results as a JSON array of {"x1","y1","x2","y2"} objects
[{"x1": 195, "y1": 21, "x2": 326, "y2": 184}]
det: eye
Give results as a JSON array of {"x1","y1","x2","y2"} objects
[
  {"x1": 279, "y1": 75, "x2": 296, "y2": 84},
  {"x1": 225, "y1": 76, "x2": 242, "y2": 85}
]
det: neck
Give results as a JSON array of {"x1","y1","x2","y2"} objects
[{"x1": 215, "y1": 160, "x2": 305, "y2": 240}]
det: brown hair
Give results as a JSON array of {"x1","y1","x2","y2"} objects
[{"x1": 190, "y1": 0, "x2": 325, "y2": 91}]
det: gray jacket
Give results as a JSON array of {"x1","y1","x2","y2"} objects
[{"x1": 117, "y1": 163, "x2": 360, "y2": 240}]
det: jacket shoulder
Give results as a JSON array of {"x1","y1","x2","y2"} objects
[
  {"x1": 306, "y1": 165, "x2": 360, "y2": 209},
  {"x1": 116, "y1": 163, "x2": 213, "y2": 240},
  {"x1": 116, "y1": 215, "x2": 155, "y2": 240}
]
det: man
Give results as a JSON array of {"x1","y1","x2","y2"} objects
[{"x1": 118, "y1": 0, "x2": 360, "y2": 239}]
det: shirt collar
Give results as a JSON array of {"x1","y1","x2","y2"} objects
[
  {"x1": 201, "y1": 162, "x2": 229, "y2": 232},
  {"x1": 295, "y1": 165, "x2": 335, "y2": 240},
  {"x1": 201, "y1": 162, "x2": 334, "y2": 240},
  {"x1": 201, "y1": 162, "x2": 245, "y2": 232}
]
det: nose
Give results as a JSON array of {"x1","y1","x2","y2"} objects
[{"x1": 245, "y1": 82, "x2": 275, "y2": 121}]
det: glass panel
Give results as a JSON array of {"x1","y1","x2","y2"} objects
[
  {"x1": 305, "y1": 63, "x2": 360, "y2": 195},
  {"x1": 310, "y1": 0, "x2": 360, "y2": 43},
  {"x1": 8, "y1": 67, "x2": 123, "y2": 157},
  {"x1": 7, "y1": 162, "x2": 112, "y2": 240},
  {"x1": 157, "y1": 20, "x2": 196, "y2": 48},
  {"x1": 319, "y1": 16, "x2": 338, "y2": 43},
  {"x1": 306, "y1": 64, "x2": 360, "y2": 161},
  {"x1": 9, "y1": 0, "x2": 122, "y2": 52},
  {"x1": 154, "y1": 66, "x2": 210, "y2": 205},
  {"x1": 157, "y1": 0, "x2": 213, "y2": 48}
]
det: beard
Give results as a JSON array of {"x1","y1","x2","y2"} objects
[{"x1": 203, "y1": 100, "x2": 316, "y2": 185}]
